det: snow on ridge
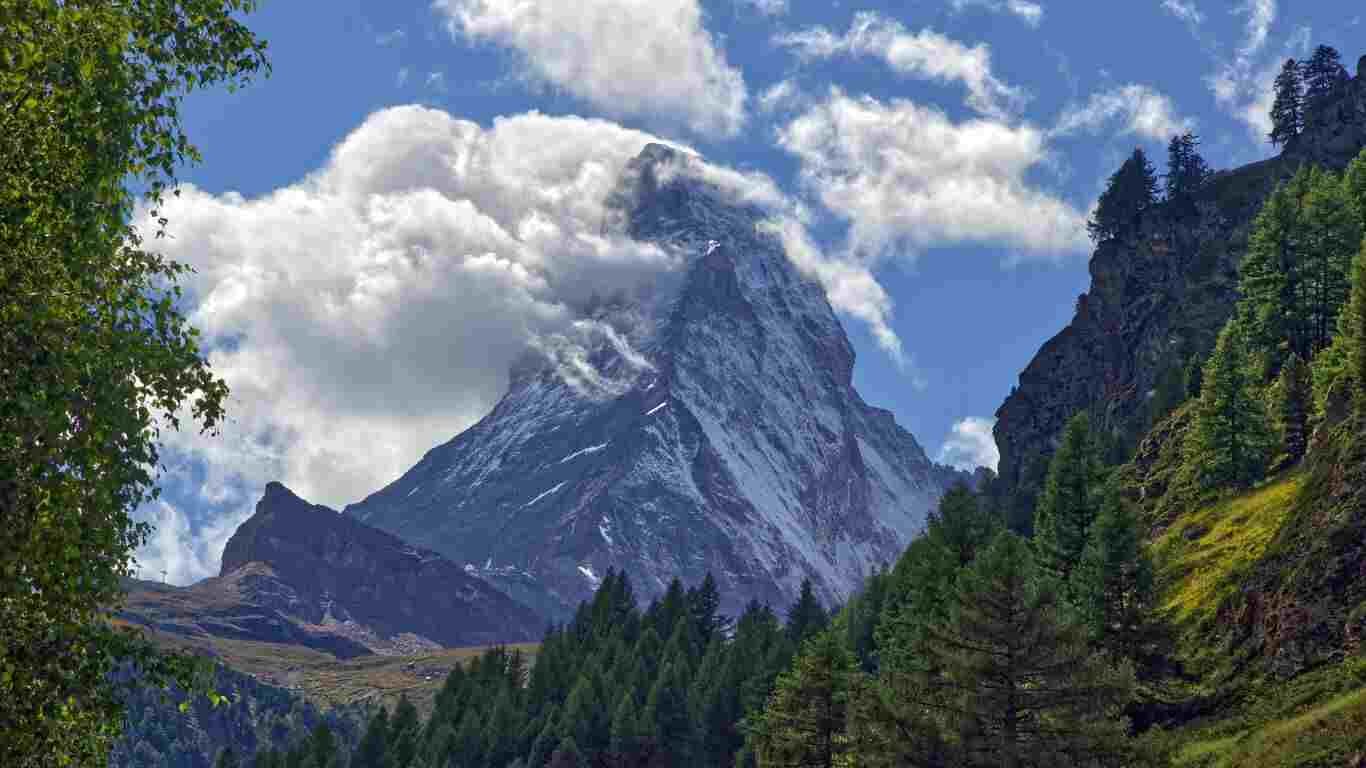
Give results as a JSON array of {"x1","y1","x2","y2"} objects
[
  {"x1": 523, "y1": 481, "x2": 566, "y2": 508},
  {"x1": 560, "y1": 442, "x2": 609, "y2": 464},
  {"x1": 577, "y1": 564, "x2": 601, "y2": 586},
  {"x1": 645, "y1": 401, "x2": 668, "y2": 416}
]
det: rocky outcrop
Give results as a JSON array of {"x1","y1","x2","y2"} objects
[
  {"x1": 993, "y1": 61, "x2": 1366, "y2": 524},
  {"x1": 121, "y1": 482, "x2": 543, "y2": 654},
  {"x1": 346, "y1": 143, "x2": 965, "y2": 619}
]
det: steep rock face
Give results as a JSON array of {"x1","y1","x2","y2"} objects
[
  {"x1": 122, "y1": 482, "x2": 543, "y2": 654},
  {"x1": 994, "y1": 64, "x2": 1366, "y2": 522},
  {"x1": 346, "y1": 144, "x2": 964, "y2": 619}
]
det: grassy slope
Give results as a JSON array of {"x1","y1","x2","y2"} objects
[
  {"x1": 122, "y1": 620, "x2": 537, "y2": 718},
  {"x1": 1144, "y1": 473, "x2": 1366, "y2": 766}
]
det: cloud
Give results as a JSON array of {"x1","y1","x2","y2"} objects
[
  {"x1": 937, "y1": 417, "x2": 1000, "y2": 471},
  {"x1": 376, "y1": 28, "x2": 406, "y2": 47},
  {"x1": 1053, "y1": 84, "x2": 1196, "y2": 141},
  {"x1": 757, "y1": 79, "x2": 807, "y2": 114},
  {"x1": 774, "y1": 11, "x2": 1026, "y2": 119},
  {"x1": 1206, "y1": 0, "x2": 1285, "y2": 140},
  {"x1": 1161, "y1": 0, "x2": 1203, "y2": 28},
  {"x1": 778, "y1": 89, "x2": 1089, "y2": 261},
  {"x1": 396, "y1": 67, "x2": 410, "y2": 87},
  {"x1": 135, "y1": 107, "x2": 898, "y2": 580},
  {"x1": 425, "y1": 71, "x2": 447, "y2": 93},
  {"x1": 436, "y1": 0, "x2": 747, "y2": 138},
  {"x1": 133, "y1": 501, "x2": 253, "y2": 584},
  {"x1": 950, "y1": 0, "x2": 1044, "y2": 27},
  {"x1": 736, "y1": 0, "x2": 787, "y2": 15}
]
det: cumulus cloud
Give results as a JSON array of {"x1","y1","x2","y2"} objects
[
  {"x1": 774, "y1": 11, "x2": 1026, "y2": 119},
  {"x1": 778, "y1": 89, "x2": 1089, "y2": 261},
  {"x1": 950, "y1": 0, "x2": 1044, "y2": 27},
  {"x1": 1053, "y1": 84, "x2": 1196, "y2": 141},
  {"x1": 937, "y1": 417, "x2": 1000, "y2": 472},
  {"x1": 435, "y1": 0, "x2": 747, "y2": 138},
  {"x1": 134, "y1": 106, "x2": 899, "y2": 580},
  {"x1": 134, "y1": 501, "x2": 254, "y2": 584}
]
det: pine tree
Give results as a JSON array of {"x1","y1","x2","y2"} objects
[
  {"x1": 921, "y1": 532, "x2": 1134, "y2": 767},
  {"x1": 610, "y1": 691, "x2": 649, "y2": 765},
  {"x1": 1241, "y1": 174, "x2": 1310, "y2": 365},
  {"x1": 308, "y1": 724, "x2": 338, "y2": 768},
  {"x1": 352, "y1": 707, "x2": 389, "y2": 768},
  {"x1": 1188, "y1": 319, "x2": 1272, "y2": 488},
  {"x1": 1088, "y1": 148, "x2": 1159, "y2": 243},
  {"x1": 1165, "y1": 132, "x2": 1211, "y2": 213},
  {"x1": 1301, "y1": 167, "x2": 1362, "y2": 353},
  {"x1": 1071, "y1": 489, "x2": 1155, "y2": 658},
  {"x1": 1033, "y1": 412, "x2": 1105, "y2": 584},
  {"x1": 215, "y1": 747, "x2": 241, "y2": 768},
  {"x1": 688, "y1": 573, "x2": 729, "y2": 642},
  {"x1": 1277, "y1": 353, "x2": 1312, "y2": 463},
  {"x1": 785, "y1": 580, "x2": 828, "y2": 645},
  {"x1": 389, "y1": 695, "x2": 420, "y2": 768},
  {"x1": 1303, "y1": 45, "x2": 1345, "y2": 109},
  {"x1": 751, "y1": 630, "x2": 855, "y2": 768},
  {"x1": 645, "y1": 660, "x2": 694, "y2": 767},
  {"x1": 1269, "y1": 58, "x2": 1304, "y2": 146},
  {"x1": 1348, "y1": 240, "x2": 1366, "y2": 414}
]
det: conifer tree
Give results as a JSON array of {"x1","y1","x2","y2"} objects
[
  {"x1": 751, "y1": 630, "x2": 855, "y2": 768},
  {"x1": 1088, "y1": 148, "x2": 1159, "y2": 243},
  {"x1": 920, "y1": 532, "x2": 1133, "y2": 767},
  {"x1": 353, "y1": 707, "x2": 390, "y2": 768},
  {"x1": 1241, "y1": 172, "x2": 1312, "y2": 365},
  {"x1": 1033, "y1": 412, "x2": 1105, "y2": 584},
  {"x1": 1188, "y1": 319, "x2": 1272, "y2": 488},
  {"x1": 1277, "y1": 353, "x2": 1312, "y2": 463},
  {"x1": 1302, "y1": 167, "x2": 1362, "y2": 353},
  {"x1": 1165, "y1": 132, "x2": 1211, "y2": 213},
  {"x1": 1303, "y1": 45, "x2": 1345, "y2": 108},
  {"x1": 1269, "y1": 58, "x2": 1304, "y2": 146},
  {"x1": 215, "y1": 747, "x2": 241, "y2": 768},
  {"x1": 646, "y1": 660, "x2": 694, "y2": 767},
  {"x1": 1072, "y1": 489, "x2": 1155, "y2": 658},
  {"x1": 389, "y1": 695, "x2": 420, "y2": 768},
  {"x1": 1348, "y1": 240, "x2": 1366, "y2": 413},
  {"x1": 786, "y1": 580, "x2": 828, "y2": 645},
  {"x1": 308, "y1": 724, "x2": 338, "y2": 768}
]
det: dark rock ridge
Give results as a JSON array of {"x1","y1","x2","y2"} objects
[
  {"x1": 993, "y1": 60, "x2": 1366, "y2": 521},
  {"x1": 121, "y1": 482, "x2": 543, "y2": 654},
  {"x1": 346, "y1": 143, "x2": 966, "y2": 620}
]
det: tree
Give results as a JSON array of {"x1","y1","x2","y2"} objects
[
  {"x1": 1348, "y1": 239, "x2": 1366, "y2": 414},
  {"x1": 1276, "y1": 354, "x2": 1312, "y2": 464},
  {"x1": 1302, "y1": 45, "x2": 1345, "y2": 109},
  {"x1": 1187, "y1": 320, "x2": 1272, "y2": 488},
  {"x1": 1165, "y1": 132, "x2": 1211, "y2": 213},
  {"x1": 919, "y1": 532, "x2": 1133, "y2": 767},
  {"x1": 688, "y1": 573, "x2": 729, "y2": 642},
  {"x1": 1269, "y1": 58, "x2": 1304, "y2": 146},
  {"x1": 548, "y1": 736, "x2": 583, "y2": 768},
  {"x1": 750, "y1": 630, "x2": 855, "y2": 768},
  {"x1": 1033, "y1": 412, "x2": 1105, "y2": 584},
  {"x1": 352, "y1": 707, "x2": 390, "y2": 768},
  {"x1": 308, "y1": 724, "x2": 338, "y2": 768},
  {"x1": 0, "y1": 3, "x2": 268, "y2": 765},
  {"x1": 215, "y1": 747, "x2": 241, "y2": 768},
  {"x1": 1071, "y1": 489, "x2": 1155, "y2": 659},
  {"x1": 786, "y1": 579, "x2": 828, "y2": 645},
  {"x1": 388, "y1": 695, "x2": 419, "y2": 768},
  {"x1": 1240, "y1": 177, "x2": 1307, "y2": 366},
  {"x1": 1088, "y1": 148, "x2": 1159, "y2": 243},
  {"x1": 1301, "y1": 167, "x2": 1361, "y2": 354}
]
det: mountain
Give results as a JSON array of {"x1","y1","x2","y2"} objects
[
  {"x1": 993, "y1": 58, "x2": 1366, "y2": 523},
  {"x1": 345, "y1": 143, "x2": 965, "y2": 619},
  {"x1": 121, "y1": 482, "x2": 543, "y2": 655}
]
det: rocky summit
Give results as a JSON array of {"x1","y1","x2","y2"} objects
[
  {"x1": 993, "y1": 59, "x2": 1366, "y2": 523},
  {"x1": 345, "y1": 143, "x2": 966, "y2": 619},
  {"x1": 122, "y1": 482, "x2": 542, "y2": 654}
]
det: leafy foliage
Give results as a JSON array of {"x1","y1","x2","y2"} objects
[{"x1": 1, "y1": 2, "x2": 268, "y2": 765}]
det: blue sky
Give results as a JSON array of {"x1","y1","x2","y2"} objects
[{"x1": 135, "y1": 0, "x2": 1361, "y2": 583}]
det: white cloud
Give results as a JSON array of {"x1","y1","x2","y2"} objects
[
  {"x1": 736, "y1": 0, "x2": 787, "y2": 15},
  {"x1": 937, "y1": 417, "x2": 1000, "y2": 471},
  {"x1": 426, "y1": 71, "x2": 447, "y2": 93},
  {"x1": 436, "y1": 0, "x2": 748, "y2": 138},
  {"x1": 396, "y1": 67, "x2": 410, "y2": 87},
  {"x1": 376, "y1": 28, "x2": 406, "y2": 47},
  {"x1": 134, "y1": 501, "x2": 253, "y2": 584},
  {"x1": 778, "y1": 89, "x2": 1089, "y2": 261},
  {"x1": 135, "y1": 106, "x2": 897, "y2": 581},
  {"x1": 1162, "y1": 0, "x2": 1203, "y2": 27},
  {"x1": 1206, "y1": 0, "x2": 1284, "y2": 140},
  {"x1": 950, "y1": 0, "x2": 1044, "y2": 27},
  {"x1": 757, "y1": 79, "x2": 807, "y2": 114},
  {"x1": 1053, "y1": 84, "x2": 1196, "y2": 141},
  {"x1": 774, "y1": 11, "x2": 1026, "y2": 119}
]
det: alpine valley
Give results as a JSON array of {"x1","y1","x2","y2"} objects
[{"x1": 109, "y1": 49, "x2": 1366, "y2": 768}]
